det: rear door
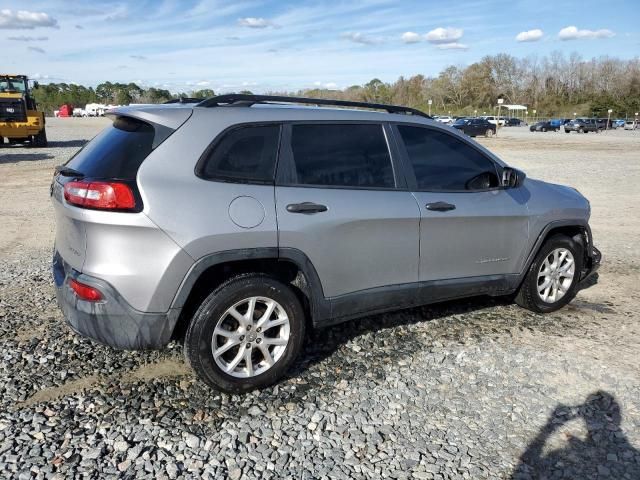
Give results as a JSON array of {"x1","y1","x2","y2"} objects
[
  {"x1": 393, "y1": 124, "x2": 529, "y2": 282},
  {"x1": 275, "y1": 122, "x2": 420, "y2": 300}
]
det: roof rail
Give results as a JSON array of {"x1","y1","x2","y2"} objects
[
  {"x1": 164, "y1": 97, "x2": 202, "y2": 104},
  {"x1": 196, "y1": 94, "x2": 431, "y2": 118}
]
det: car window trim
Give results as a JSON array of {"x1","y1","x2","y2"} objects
[
  {"x1": 389, "y1": 122, "x2": 503, "y2": 193},
  {"x1": 275, "y1": 121, "x2": 407, "y2": 191},
  {"x1": 194, "y1": 121, "x2": 283, "y2": 185}
]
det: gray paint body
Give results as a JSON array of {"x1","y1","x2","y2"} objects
[{"x1": 52, "y1": 103, "x2": 594, "y2": 349}]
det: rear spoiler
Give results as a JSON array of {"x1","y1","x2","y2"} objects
[{"x1": 106, "y1": 105, "x2": 193, "y2": 131}]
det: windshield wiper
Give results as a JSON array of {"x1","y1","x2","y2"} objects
[{"x1": 55, "y1": 165, "x2": 85, "y2": 178}]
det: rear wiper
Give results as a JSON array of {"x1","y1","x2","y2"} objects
[{"x1": 55, "y1": 165, "x2": 85, "y2": 178}]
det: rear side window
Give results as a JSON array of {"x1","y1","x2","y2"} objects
[
  {"x1": 398, "y1": 125, "x2": 499, "y2": 191},
  {"x1": 287, "y1": 124, "x2": 394, "y2": 188},
  {"x1": 199, "y1": 125, "x2": 280, "y2": 183},
  {"x1": 65, "y1": 116, "x2": 158, "y2": 180}
]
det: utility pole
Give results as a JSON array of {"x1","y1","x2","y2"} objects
[
  {"x1": 607, "y1": 109, "x2": 612, "y2": 130},
  {"x1": 428, "y1": 99, "x2": 432, "y2": 116},
  {"x1": 496, "y1": 98, "x2": 503, "y2": 137}
]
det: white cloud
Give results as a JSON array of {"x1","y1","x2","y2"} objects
[
  {"x1": 196, "y1": 80, "x2": 210, "y2": 86},
  {"x1": 7, "y1": 35, "x2": 48, "y2": 41},
  {"x1": 129, "y1": 55, "x2": 147, "y2": 60},
  {"x1": 401, "y1": 31, "x2": 421, "y2": 44},
  {"x1": 238, "y1": 17, "x2": 274, "y2": 29},
  {"x1": 0, "y1": 9, "x2": 58, "y2": 29},
  {"x1": 516, "y1": 29, "x2": 543, "y2": 42},
  {"x1": 342, "y1": 32, "x2": 380, "y2": 45},
  {"x1": 558, "y1": 26, "x2": 615, "y2": 40},
  {"x1": 437, "y1": 42, "x2": 468, "y2": 50},
  {"x1": 425, "y1": 27, "x2": 463, "y2": 44}
]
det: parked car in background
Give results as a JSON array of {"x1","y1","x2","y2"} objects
[
  {"x1": 614, "y1": 119, "x2": 626, "y2": 129},
  {"x1": 623, "y1": 120, "x2": 637, "y2": 130},
  {"x1": 434, "y1": 115, "x2": 454, "y2": 125},
  {"x1": 452, "y1": 117, "x2": 496, "y2": 137},
  {"x1": 505, "y1": 118, "x2": 524, "y2": 127},
  {"x1": 480, "y1": 115, "x2": 506, "y2": 126},
  {"x1": 529, "y1": 121, "x2": 558, "y2": 132},
  {"x1": 50, "y1": 94, "x2": 600, "y2": 392},
  {"x1": 564, "y1": 118, "x2": 600, "y2": 133},
  {"x1": 549, "y1": 119, "x2": 567, "y2": 130}
]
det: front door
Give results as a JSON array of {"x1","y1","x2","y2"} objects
[
  {"x1": 275, "y1": 123, "x2": 420, "y2": 300},
  {"x1": 393, "y1": 124, "x2": 529, "y2": 282}
]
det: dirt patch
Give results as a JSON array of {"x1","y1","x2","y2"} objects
[{"x1": 18, "y1": 357, "x2": 191, "y2": 407}]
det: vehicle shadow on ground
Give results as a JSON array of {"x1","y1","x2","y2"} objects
[
  {"x1": 47, "y1": 140, "x2": 88, "y2": 148},
  {"x1": 0, "y1": 153, "x2": 54, "y2": 164},
  {"x1": 287, "y1": 295, "x2": 516, "y2": 385},
  {"x1": 511, "y1": 390, "x2": 640, "y2": 479}
]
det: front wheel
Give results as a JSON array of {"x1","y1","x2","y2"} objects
[
  {"x1": 184, "y1": 274, "x2": 306, "y2": 393},
  {"x1": 515, "y1": 235, "x2": 584, "y2": 313}
]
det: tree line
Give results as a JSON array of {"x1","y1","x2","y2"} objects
[{"x1": 32, "y1": 51, "x2": 640, "y2": 119}]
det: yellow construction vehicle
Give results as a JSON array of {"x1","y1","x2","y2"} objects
[{"x1": 0, "y1": 74, "x2": 47, "y2": 147}]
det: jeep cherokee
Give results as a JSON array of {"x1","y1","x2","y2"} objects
[{"x1": 51, "y1": 95, "x2": 601, "y2": 392}]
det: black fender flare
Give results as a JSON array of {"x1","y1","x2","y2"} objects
[
  {"x1": 515, "y1": 219, "x2": 594, "y2": 288},
  {"x1": 169, "y1": 247, "x2": 330, "y2": 326}
]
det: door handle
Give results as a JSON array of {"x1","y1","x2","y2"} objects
[
  {"x1": 425, "y1": 201, "x2": 456, "y2": 212},
  {"x1": 286, "y1": 202, "x2": 328, "y2": 214}
]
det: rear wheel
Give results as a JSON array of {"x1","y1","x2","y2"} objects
[
  {"x1": 578, "y1": 127, "x2": 584, "y2": 133},
  {"x1": 515, "y1": 235, "x2": 583, "y2": 313},
  {"x1": 31, "y1": 130, "x2": 48, "y2": 147},
  {"x1": 184, "y1": 274, "x2": 306, "y2": 393},
  {"x1": 485, "y1": 129, "x2": 494, "y2": 137},
  {"x1": 542, "y1": 127, "x2": 547, "y2": 132}
]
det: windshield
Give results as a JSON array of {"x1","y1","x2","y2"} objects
[{"x1": 0, "y1": 76, "x2": 27, "y2": 93}]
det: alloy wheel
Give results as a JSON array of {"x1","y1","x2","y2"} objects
[
  {"x1": 211, "y1": 296, "x2": 290, "y2": 378},
  {"x1": 537, "y1": 248, "x2": 575, "y2": 303}
]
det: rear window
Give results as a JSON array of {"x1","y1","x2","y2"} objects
[
  {"x1": 65, "y1": 116, "x2": 159, "y2": 180},
  {"x1": 198, "y1": 125, "x2": 281, "y2": 183}
]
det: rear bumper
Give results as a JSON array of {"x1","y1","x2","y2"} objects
[{"x1": 53, "y1": 251, "x2": 176, "y2": 350}]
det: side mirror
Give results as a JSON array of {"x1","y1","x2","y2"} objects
[{"x1": 502, "y1": 167, "x2": 526, "y2": 188}]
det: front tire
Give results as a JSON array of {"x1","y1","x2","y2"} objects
[
  {"x1": 184, "y1": 274, "x2": 306, "y2": 393},
  {"x1": 515, "y1": 235, "x2": 584, "y2": 313}
]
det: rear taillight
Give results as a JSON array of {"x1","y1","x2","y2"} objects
[
  {"x1": 69, "y1": 279, "x2": 103, "y2": 302},
  {"x1": 64, "y1": 180, "x2": 135, "y2": 211}
]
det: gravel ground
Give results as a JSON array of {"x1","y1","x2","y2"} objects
[{"x1": 1, "y1": 118, "x2": 639, "y2": 479}]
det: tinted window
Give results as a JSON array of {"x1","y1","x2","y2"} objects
[
  {"x1": 288, "y1": 124, "x2": 394, "y2": 188},
  {"x1": 398, "y1": 126, "x2": 499, "y2": 191},
  {"x1": 200, "y1": 125, "x2": 280, "y2": 183},
  {"x1": 66, "y1": 116, "x2": 158, "y2": 180}
]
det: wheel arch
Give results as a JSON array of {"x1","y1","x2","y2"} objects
[
  {"x1": 169, "y1": 248, "x2": 329, "y2": 341},
  {"x1": 516, "y1": 219, "x2": 593, "y2": 289}
]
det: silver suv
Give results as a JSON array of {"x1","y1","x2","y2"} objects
[{"x1": 51, "y1": 95, "x2": 601, "y2": 392}]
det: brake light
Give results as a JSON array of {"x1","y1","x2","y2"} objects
[
  {"x1": 64, "y1": 180, "x2": 135, "y2": 210},
  {"x1": 69, "y1": 279, "x2": 103, "y2": 302}
]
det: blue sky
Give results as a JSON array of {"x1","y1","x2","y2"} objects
[{"x1": 1, "y1": 0, "x2": 639, "y2": 93}]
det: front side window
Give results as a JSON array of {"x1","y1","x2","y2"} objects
[
  {"x1": 199, "y1": 125, "x2": 280, "y2": 183},
  {"x1": 287, "y1": 124, "x2": 394, "y2": 188},
  {"x1": 398, "y1": 125, "x2": 500, "y2": 191}
]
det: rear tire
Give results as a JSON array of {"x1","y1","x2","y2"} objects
[
  {"x1": 184, "y1": 274, "x2": 306, "y2": 393},
  {"x1": 515, "y1": 234, "x2": 583, "y2": 313},
  {"x1": 31, "y1": 130, "x2": 48, "y2": 147},
  {"x1": 485, "y1": 129, "x2": 494, "y2": 138}
]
